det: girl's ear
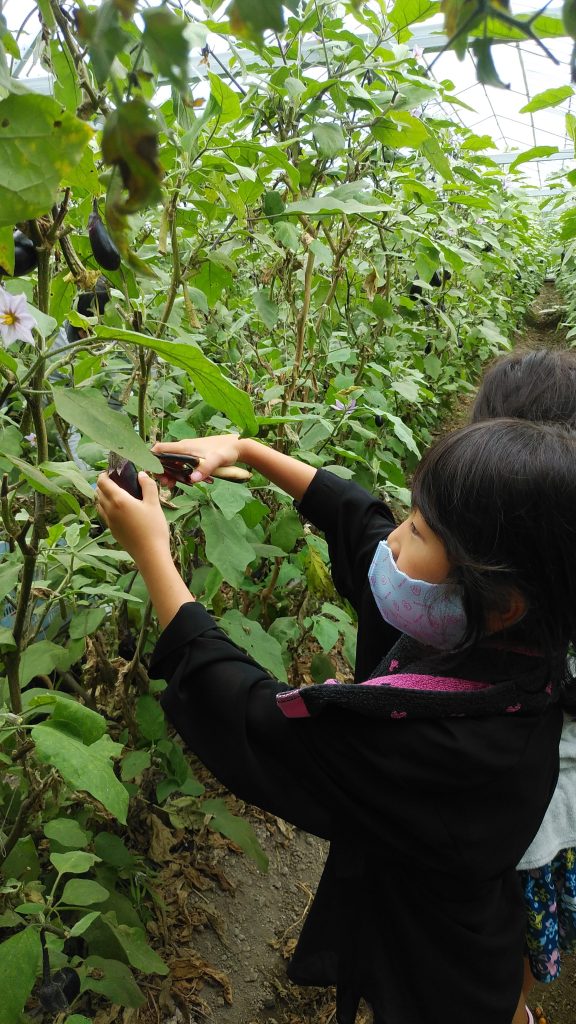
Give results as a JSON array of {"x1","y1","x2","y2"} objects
[{"x1": 486, "y1": 588, "x2": 527, "y2": 634}]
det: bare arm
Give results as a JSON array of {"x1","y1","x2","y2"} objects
[
  {"x1": 152, "y1": 435, "x2": 316, "y2": 502},
  {"x1": 96, "y1": 472, "x2": 194, "y2": 629}
]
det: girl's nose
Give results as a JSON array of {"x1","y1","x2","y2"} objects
[{"x1": 387, "y1": 527, "x2": 400, "y2": 561}]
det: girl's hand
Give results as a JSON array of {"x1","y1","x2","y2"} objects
[
  {"x1": 152, "y1": 435, "x2": 242, "y2": 484},
  {"x1": 96, "y1": 471, "x2": 170, "y2": 566}
]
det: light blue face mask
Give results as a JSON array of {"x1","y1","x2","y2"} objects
[{"x1": 368, "y1": 540, "x2": 468, "y2": 650}]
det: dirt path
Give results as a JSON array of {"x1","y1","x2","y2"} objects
[{"x1": 133, "y1": 282, "x2": 573, "y2": 1024}]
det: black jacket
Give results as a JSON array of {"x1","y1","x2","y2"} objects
[{"x1": 151, "y1": 470, "x2": 562, "y2": 1024}]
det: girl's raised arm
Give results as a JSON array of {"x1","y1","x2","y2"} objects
[{"x1": 152, "y1": 435, "x2": 316, "y2": 502}]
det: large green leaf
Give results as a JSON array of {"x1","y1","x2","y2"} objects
[
  {"x1": 201, "y1": 505, "x2": 256, "y2": 587},
  {"x1": 92, "y1": 327, "x2": 258, "y2": 434},
  {"x1": 1, "y1": 452, "x2": 64, "y2": 496},
  {"x1": 520, "y1": 86, "x2": 573, "y2": 113},
  {"x1": 51, "y1": 388, "x2": 162, "y2": 473},
  {"x1": 19, "y1": 641, "x2": 77, "y2": 686},
  {"x1": 388, "y1": 0, "x2": 440, "y2": 41},
  {"x1": 28, "y1": 691, "x2": 107, "y2": 744},
  {"x1": 61, "y1": 879, "x2": 110, "y2": 906},
  {"x1": 0, "y1": 94, "x2": 92, "y2": 227},
  {"x1": 82, "y1": 957, "x2": 145, "y2": 1008},
  {"x1": 219, "y1": 609, "x2": 287, "y2": 681},
  {"x1": 32, "y1": 725, "x2": 128, "y2": 823},
  {"x1": 509, "y1": 145, "x2": 558, "y2": 171},
  {"x1": 142, "y1": 8, "x2": 190, "y2": 92},
  {"x1": 0, "y1": 927, "x2": 41, "y2": 1024}
]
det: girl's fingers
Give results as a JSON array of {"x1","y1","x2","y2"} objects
[{"x1": 138, "y1": 472, "x2": 160, "y2": 502}]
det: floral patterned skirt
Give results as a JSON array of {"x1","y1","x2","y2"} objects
[{"x1": 519, "y1": 847, "x2": 576, "y2": 983}]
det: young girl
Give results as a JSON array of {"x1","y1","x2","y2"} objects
[
  {"x1": 96, "y1": 418, "x2": 576, "y2": 1024},
  {"x1": 470, "y1": 349, "x2": 576, "y2": 1018}
]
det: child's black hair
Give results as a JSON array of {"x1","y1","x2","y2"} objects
[
  {"x1": 411, "y1": 418, "x2": 576, "y2": 678},
  {"x1": 471, "y1": 348, "x2": 576, "y2": 426}
]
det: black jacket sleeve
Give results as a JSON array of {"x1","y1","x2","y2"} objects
[{"x1": 298, "y1": 470, "x2": 400, "y2": 680}]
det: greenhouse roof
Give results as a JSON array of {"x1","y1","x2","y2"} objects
[
  {"x1": 3, "y1": 0, "x2": 575, "y2": 188},
  {"x1": 408, "y1": 2, "x2": 576, "y2": 188}
]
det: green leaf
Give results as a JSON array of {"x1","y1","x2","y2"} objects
[
  {"x1": 371, "y1": 113, "x2": 429, "y2": 149},
  {"x1": 61, "y1": 879, "x2": 109, "y2": 906},
  {"x1": 253, "y1": 290, "x2": 279, "y2": 329},
  {"x1": 142, "y1": 8, "x2": 190, "y2": 92},
  {"x1": 269, "y1": 510, "x2": 303, "y2": 553},
  {"x1": 312, "y1": 616, "x2": 339, "y2": 652},
  {"x1": 135, "y1": 694, "x2": 166, "y2": 742},
  {"x1": 0, "y1": 94, "x2": 92, "y2": 227},
  {"x1": 471, "y1": 39, "x2": 510, "y2": 89},
  {"x1": 94, "y1": 832, "x2": 136, "y2": 869},
  {"x1": 1, "y1": 452, "x2": 63, "y2": 496},
  {"x1": 0, "y1": 559, "x2": 20, "y2": 602},
  {"x1": 202, "y1": 797, "x2": 268, "y2": 871},
  {"x1": 121, "y1": 749, "x2": 151, "y2": 781},
  {"x1": 92, "y1": 327, "x2": 258, "y2": 434},
  {"x1": 101, "y1": 916, "x2": 168, "y2": 975},
  {"x1": 69, "y1": 607, "x2": 107, "y2": 639},
  {"x1": 201, "y1": 505, "x2": 256, "y2": 588},
  {"x1": 0, "y1": 927, "x2": 41, "y2": 1024},
  {"x1": 520, "y1": 86, "x2": 573, "y2": 113},
  {"x1": 509, "y1": 145, "x2": 558, "y2": 171},
  {"x1": 461, "y1": 134, "x2": 497, "y2": 151},
  {"x1": 76, "y1": 2, "x2": 129, "y2": 87},
  {"x1": 2, "y1": 836, "x2": 40, "y2": 883},
  {"x1": 227, "y1": 0, "x2": 287, "y2": 40},
  {"x1": 19, "y1": 641, "x2": 76, "y2": 686},
  {"x1": 41, "y1": 460, "x2": 96, "y2": 500},
  {"x1": 284, "y1": 194, "x2": 391, "y2": 217},
  {"x1": 388, "y1": 0, "x2": 440, "y2": 41},
  {"x1": 210, "y1": 478, "x2": 252, "y2": 520},
  {"x1": 207, "y1": 72, "x2": 241, "y2": 125},
  {"x1": 0, "y1": 225, "x2": 14, "y2": 275},
  {"x1": 101, "y1": 98, "x2": 162, "y2": 214},
  {"x1": 44, "y1": 818, "x2": 90, "y2": 848},
  {"x1": 28, "y1": 691, "x2": 106, "y2": 744},
  {"x1": 313, "y1": 124, "x2": 345, "y2": 157},
  {"x1": 82, "y1": 956, "x2": 145, "y2": 1008},
  {"x1": 219, "y1": 609, "x2": 286, "y2": 681},
  {"x1": 51, "y1": 388, "x2": 162, "y2": 473},
  {"x1": 68, "y1": 914, "x2": 101, "y2": 938},
  {"x1": 0, "y1": 627, "x2": 15, "y2": 648},
  {"x1": 421, "y1": 138, "x2": 453, "y2": 181},
  {"x1": 34, "y1": 727, "x2": 128, "y2": 824},
  {"x1": 381, "y1": 412, "x2": 420, "y2": 456},
  {"x1": 274, "y1": 221, "x2": 300, "y2": 250},
  {"x1": 263, "y1": 191, "x2": 286, "y2": 223},
  {"x1": 50, "y1": 850, "x2": 101, "y2": 876}
]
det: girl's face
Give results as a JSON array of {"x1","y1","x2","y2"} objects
[{"x1": 387, "y1": 510, "x2": 451, "y2": 584}]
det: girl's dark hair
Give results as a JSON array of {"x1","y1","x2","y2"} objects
[
  {"x1": 411, "y1": 419, "x2": 576, "y2": 677},
  {"x1": 471, "y1": 348, "x2": 576, "y2": 426}
]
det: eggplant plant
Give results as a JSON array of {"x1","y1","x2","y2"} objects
[{"x1": 0, "y1": 2, "x2": 554, "y2": 1020}]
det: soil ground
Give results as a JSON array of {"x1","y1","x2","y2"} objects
[{"x1": 115, "y1": 282, "x2": 574, "y2": 1024}]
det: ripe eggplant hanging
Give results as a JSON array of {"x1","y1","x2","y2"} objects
[
  {"x1": 88, "y1": 204, "x2": 121, "y2": 272},
  {"x1": 0, "y1": 229, "x2": 38, "y2": 277}
]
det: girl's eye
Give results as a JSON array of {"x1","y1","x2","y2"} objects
[{"x1": 410, "y1": 521, "x2": 419, "y2": 537}]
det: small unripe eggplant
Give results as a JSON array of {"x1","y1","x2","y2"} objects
[
  {"x1": 108, "y1": 452, "x2": 143, "y2": 500},
  {"x1": 38, "y1": 967, "x2": 80, "y2": 1011},
  {"x1": 0, "y1": 230, "x2": 38, "y2": 276},
  {"x1": 88, "y1": 207, "x2": 121, "y2": 271},
  {"x1": 77, "y1": 276, "x2": 111, "y2": 317}
]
